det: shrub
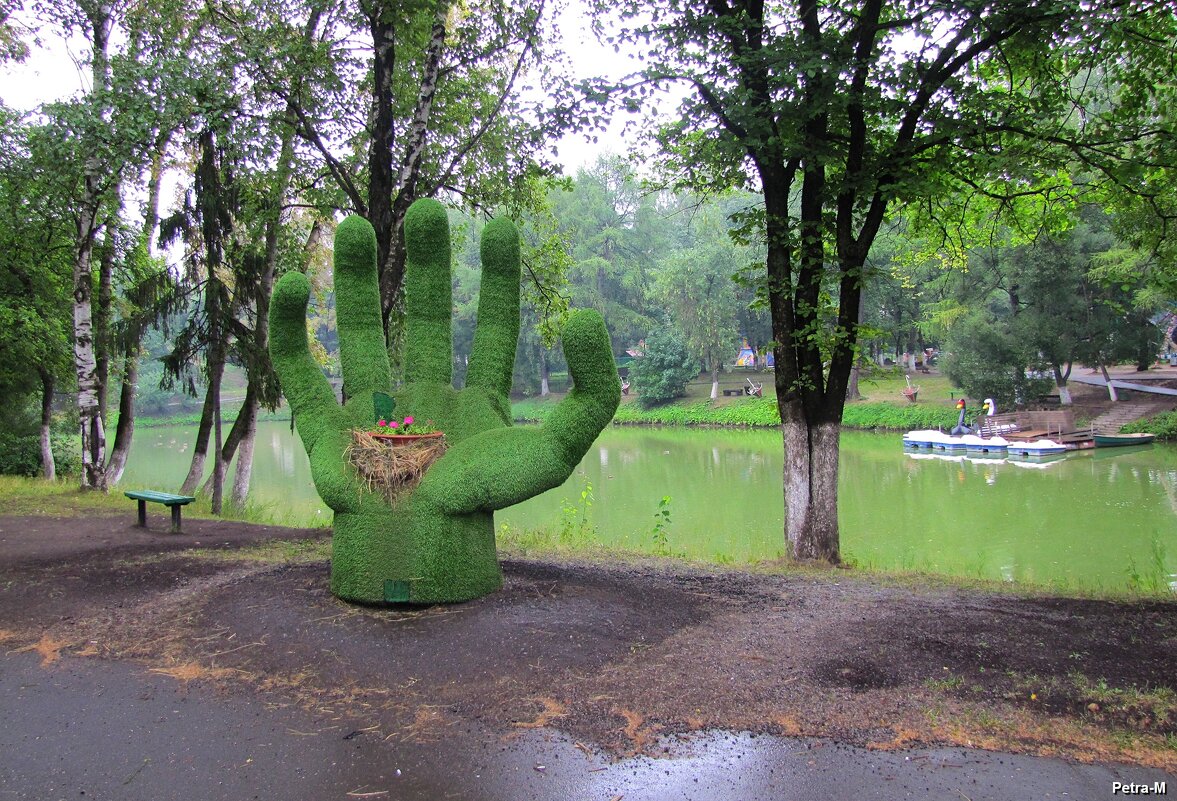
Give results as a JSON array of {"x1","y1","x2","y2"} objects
[
  {"x1": 628, "y1": 327, "x2": 699, "y2": 407},
  {"x1": 941, "y1": 314, "x2": 1050, "y2": 407},
  {"x1": 1122, "y1": 411, "x2": 1177, "y2": 441},
  {"x1": 0, "y1": 432, "x2": 79, "y2": 477}
]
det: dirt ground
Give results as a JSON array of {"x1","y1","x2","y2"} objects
[{"x1": 1, "y1": 512, "x2": 1175, "y2": 777}]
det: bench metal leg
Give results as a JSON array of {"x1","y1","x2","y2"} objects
[
  {"x1": 137, "y1": 500, "x2": 147, "y2": 528},
  {"x1": 170, "y1": 505, "x2": 183, "y2": 534}
]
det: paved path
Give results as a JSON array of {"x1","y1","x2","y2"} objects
[
  {"x1": 3, "y1": 651, "x2": 1173, "y2": 799},
  {"x1": 1071, "y1": 372, "x2": 1177, "y2": 396},
  {"x1": 1, "y1": 515, "x2": 1173, "y2": 800}
]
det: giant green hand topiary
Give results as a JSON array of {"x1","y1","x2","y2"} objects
[{"x1": 269, "y1": 199, "x2": 620, "y2": 604}]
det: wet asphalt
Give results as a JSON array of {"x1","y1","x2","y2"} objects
[{"x1": 2, "y1": 650, "x2": 1172, "y2": 801}]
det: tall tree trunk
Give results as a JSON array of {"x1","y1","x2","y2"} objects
[
  {"x1": 105, "y1": 349, "x2": 139, "y2": 484},
  {"x1": 763, "y1": 152, "x2": 844, "y2": 564},
  {"x1": 95, "y1": 233, "x2": 115, "y2": 419},
  {"x1": 180, "y1": 375, "x2": 219, "y2": 494},
  {"x1": 75, "y1": 188, "x2": 107, "y2": 491},
  {"x1": 710, "y1": 361, "x2": 719, "y2": 400},
  {"x1": 781, "y1": 411, "x2": 841, "y2": 562},
  {"x1": 74, "y1": 4, "x2": 113, "y2": 491},
  {"x1": 846, "y1": 291, "x2": 865, "y2": 400},
  {"x1": 380, "y1": 6, "x2": 448, "y2": 328},
  {"x1": 846, "y1": 361, "x2": 861, "y2": 401},
  {"x1": 191, "y1": 127, "x2": 233, "y2": 514},
  {"x1": 212, "y1": 118, "x2": 294, "y2": 507},
  {"x1": 211, "y1": 384, "x2": 224, "y2": 515},
  {"x1": 229, "y1": 396, "x2": 258, "y2": 508},
  {"x1": 204, "y1": 279, "x2": 228, "y2": 512},
  {"x1": 367, "y1": 0, "x2": 397, "y2": 331},
  {"x1": 39, "y1": 370, "x2": 55, "y2": 481},
  {"x1": 539, "y1": 348, "x2": 550, "y2": 397}
]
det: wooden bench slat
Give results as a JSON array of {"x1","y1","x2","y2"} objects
[{"x1": 124, "y1": 491, "x2": 196, "y2": 506}]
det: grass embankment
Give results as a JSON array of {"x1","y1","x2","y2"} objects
[
  {"x1": 109, "y1": 406, "x2": 292, "y2": 430},
  {"x1": 515, "y1": 369, "x2": 963, "y2": 430},
  {"x1": 0, "y1": 474, "x2": 329, "y2": 530},
  {"x1": 1124, "y1": 410, "x2": 1177, "y2": 441},
  {"x1": 493, "y1": 514, "x2": 1176, "y2": 601},
  {"x1": 4, "y1": 474, "x2": 1172, "y2": 601}
]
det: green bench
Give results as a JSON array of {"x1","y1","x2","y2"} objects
[{"x1": 124, "y1": 490, "x2": 196, "y2": 533}]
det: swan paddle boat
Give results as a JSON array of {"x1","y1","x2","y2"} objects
[{"x1": 902, "y1": 399, "x2": 1004, "y2": 453}]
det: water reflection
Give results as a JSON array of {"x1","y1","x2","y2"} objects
[{"x1": 120, "y1": 421, "x2": 1177, "y2": 592}]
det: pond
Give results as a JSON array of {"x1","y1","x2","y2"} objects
[{"x1": 121, "y1": 420, "x2": 1177, "y2": 593}]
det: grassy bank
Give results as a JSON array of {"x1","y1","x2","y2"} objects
[
  {"x1": 497, "y1": 518, "x2": 1176, "y2": 600},
  {"x1": 109, "y1": 406, "x2": 292, "y2": 430},
  {"x1": 514, "y1": 374, "x2": 962, "y2": 431},
  {"x1": 3, "y1": 474, "x2": 1171, "y2": 600},
  {"x1": 0, "y1": 474, "x2": 329, "y2": 530},
  {"x1": 1124, "y1": 410, "x2": 1177, "y2": 441}
]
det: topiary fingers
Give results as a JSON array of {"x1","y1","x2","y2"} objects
[
  {"x1": 420, "y1": 309, "x2": 619, "y2": 517},
  {"x1": 403, "y1": 198, "x2": 453, "y2": 385},
  {"x1": 333, "y1": 215, "x2": 392, "y2": 400},
  {"x1": 269, "y1": 271, "x2": 342, "y2": 453},
  {"x1": 465, "y1": 217, "x2": 521, "y2": 398},
  {"x1": 544, "y1": 309, "x2": 621, "y2": 466}
]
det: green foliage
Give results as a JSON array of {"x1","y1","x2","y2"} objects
[
  {"x1": 650, "y1": 495, "x2": 672, "y2": 556},
  {"x1": 0, "y1": 112, "x2": 74, "y2": 407},
  {"x1": 628, "y1": 326, "x2": 699, "y2": 407},
  {"x1": 548, "y1": 156, "x2": 661, "y2": 355},
  {"x1": 559, "y1": 479, "x2": 595, "y2": 542},
  {"x1": 0, "y1": 433, "x2": 79, "y2": 478},
  {"x1": 652, "y1": 202, "x2": 743, "y2": 378},
  {"x1": 269, "y1": 203, "x2": 619, "y2": 604},
  {"x1": 1122, "y1": 412, "x2": 1177, "y2": 441},
  {"x1": 840, "y1": 403, "x2": 962, "y2": 431},
  {"x1": 941, "y1": 314, "x2": 1051, "y2": 408}
]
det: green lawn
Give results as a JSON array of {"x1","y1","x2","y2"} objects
[{"x1": 513, "y1": 366, "x2": 965, "y2": 429}]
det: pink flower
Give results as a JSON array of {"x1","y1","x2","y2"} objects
[
  {"x1": 377, "y1": 420, "x2": 387, "y2": 427},
  {"x1": 404, "y1": 416, "x2": 414, "y2": 426},
  {"x1": 389, "y1": 420, "x2": 398, "y2": 429}
]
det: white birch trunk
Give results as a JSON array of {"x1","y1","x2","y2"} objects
[
  {"x1": 75, "y1": 198, "x2": 106, "y2": 490},
  {"x1": 73, "y1": 5, "x2": 113, "y2": 491},
  {"x1": 393, "y1": 9, "x2": 447, "y2": 200}
]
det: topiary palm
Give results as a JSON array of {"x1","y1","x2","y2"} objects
[{"x1": 269, "y1": 199, "x2": 620, "y2": 604}]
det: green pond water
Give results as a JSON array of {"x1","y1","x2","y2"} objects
[{"x1": 121, "y1": 420, "x2": 1177, "y2": 593}]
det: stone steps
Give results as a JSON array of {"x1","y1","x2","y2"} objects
[{"x1": 1089, "y1": 402, "x2": 1170, "y2": 434}]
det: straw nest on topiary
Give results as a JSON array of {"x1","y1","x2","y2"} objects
[{"x1": 344, "y1": 430, "x2": 448, "y2": 503}]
